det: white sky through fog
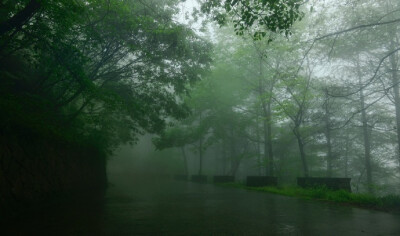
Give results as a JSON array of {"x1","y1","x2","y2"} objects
[
  {"x1": 175, "y1": 0, "x2": 199, "y2": 27},
  {"x1": 174, "y1": 0, "x2": 216, "y2": 39}
]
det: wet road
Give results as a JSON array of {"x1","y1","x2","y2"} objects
[{"x1": 3, "y1": 177, "x2": 400, "y2": 235}]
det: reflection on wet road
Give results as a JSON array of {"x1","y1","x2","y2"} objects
[{"x1": 3, "y1": 177, "x2": 400, "y2": 235}]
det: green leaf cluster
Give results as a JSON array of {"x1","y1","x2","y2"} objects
[
  {"x1": 201, "y1": 0, "x2": 304, "y2": 40},
  {"x1": 0, "y1": 0, "x2": 211, "y2": 154}
]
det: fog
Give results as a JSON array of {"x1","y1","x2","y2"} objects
[
  {"x1": 108, "y1": 133, "x2": 262, "y2": 182},
  {"x1": 1, "y1": 0, "x2": 400, "y2": 234},
  {"x1": 108, "y1": 0, "x2": 400, "y2": 197}
]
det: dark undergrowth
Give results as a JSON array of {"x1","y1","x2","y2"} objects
[{"x1": 217, "y1": 183, "x2": 400, "y2": 213}]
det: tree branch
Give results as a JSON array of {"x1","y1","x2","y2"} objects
[
  {"x1": 0, "y1": 0, "x2": 41, "y2": 36},
  {"x1": 315, "y1": 17, "x2": 400, "y2": 41}
]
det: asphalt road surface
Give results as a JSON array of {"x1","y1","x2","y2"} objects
[{"x1": 3, "y1": 177, "x2": 400, "y2": 235}]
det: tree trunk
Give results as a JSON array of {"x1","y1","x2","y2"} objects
[
  {"x1": 181, "y1": 146, "x2": 188, "y2": 175},
  {"x1": 0, "y1": 0, "x2": 41, "y2": 36},
  {"x1": 231, "y1": 140, "x2": 247, "y2": 177},
  {"x1": 266, "y1": 102, "x2": 274, "y2": 176},
  {"x1": 293, "y1": 127, "x2": 309, "y2": 177},
  {"x1": 229, "y1": 126, "x2": 236, "y2": 176},
  {"x1": 344, "y1": 130, "x2": 350, "y2": 178},
  {"x1": 231, "y1": 159, "x2": 240, "y2": 177},
  {"x1": 198, "y1": 112, "x2": 204, "y2": 176},
  {"x1": 389, "y1": 39, "x2": 400, "y2": 169},
  {"x1": 258, "y1": 55, "x2": 274, "y2": 176},
  {"x1": 325, "y1": 123, "x2": 333, "y2": 177},
  {"x1": 256, "y1": 113, "x2": 262, "y2": 176},
  {"x1": 357, "y1": 62, "x2": 373, "y2": 194},
  {"x1": 263, "y1": 113, "x2": 269, "y2": 176},
  {"x1": 324, "y1": 91, "x2": 333, "y2": 177},
  {"x1": 221, "y1": 141, "x2": 227, "y2": 175},
  {"x1": 256, "y1": 117, "x2": 262, "y2": 176},
  {"x1": 198, "y1": 136, "x2": 203, "y2": 175},
  {"x1": 261, "y1": 99, "x2": 274, "y2": 176}
]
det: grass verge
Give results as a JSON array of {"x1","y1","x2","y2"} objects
[{"x1": 216, "y1": 183, "x2": 400, "y2": 213}]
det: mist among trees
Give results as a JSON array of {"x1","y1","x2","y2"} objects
[
  {"x1": 1, "y1": 0, "x2": 400, "y2": 227},
  {"x1": 151, "y1": 0, "x2": 400, "y2": 196}
]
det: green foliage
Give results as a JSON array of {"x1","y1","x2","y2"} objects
[
  {"x1": 200, "y1": 0, "x2": 304, "y2": 40},
  {"x1": 0, "y1": 0, "x2": 211, "y2": 154}
]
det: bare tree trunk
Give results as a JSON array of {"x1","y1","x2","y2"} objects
[
  {"x1": 198, "y1": 113, "x2": 203, "y2": 175},
  {"x1": 293, "y1": 126, "x2": 309, "y2": 177},
  {"x1": 384, "y1": 0, "x2": 400, "y2": 174},
  {"x1": 325, "y1": 122, "x2": 333, "y2": 177},
  {"x1": 344, "y1": 130, "x2": 350, "y2": 178},
  {"x1": 260, "y1": 91, "x2": 274, "y2": 176},
  {"x1": 222, "y1": 141, "x2": 227, "y2": 175},
  {"x1": 389, "y1": 39, "x2": 400, "y2": 169},
  {"x1": 261, "y1": 102, "x2": 274, "y2": 176},
  {"x1": 198, "y1": 136, "x2": 203, "y2": 175},
  {"x1": 181, "y1": 146, "x2": 188, "y2": 175},
  {"x1": 262, "y1": 112, "x2": 269, "y2": 176},
  {"x1": 324, "y1": 90, "x2": 333, "y2": 177},
  {"x1": 266, "y1": 102, "x2": 274, "y2": 176},
  {"x1": 258, "y1": 56, "x2": 274, "y2": 176},
  {"x1": 229, "y1": 126, "x2": 236, "y2": 176},
  {"x1": 357, "y1": 61, "x2": 373, "y2": 194},
  {"x1": 360, "y1": 94, "x2": 373, "y2": 193},
  {"x1": 231, "y1": 159, "x2": 240, "y2": 177},
  {"x1": 256, "y1": 112, "x2": 262, "y2": 176}
]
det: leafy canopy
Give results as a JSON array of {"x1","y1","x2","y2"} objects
[
  {"x1": 0, "y1": 0, "x2": 212, "y2": 152},
  {"x1": 200, "y1": 0, "x2": 304, "y2": 40}
]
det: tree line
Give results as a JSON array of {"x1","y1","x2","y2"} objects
[{"x1": 155, "y1": 0, "x2": 400, "y2": 195}]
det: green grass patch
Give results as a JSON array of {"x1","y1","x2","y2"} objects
[{"x1": 217, "y1": 183, "x2": 400, "y2": 213}]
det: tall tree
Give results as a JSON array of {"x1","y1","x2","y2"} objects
[{"x1": 0, "y1": 0, "x2": 211, "y2": 152}]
